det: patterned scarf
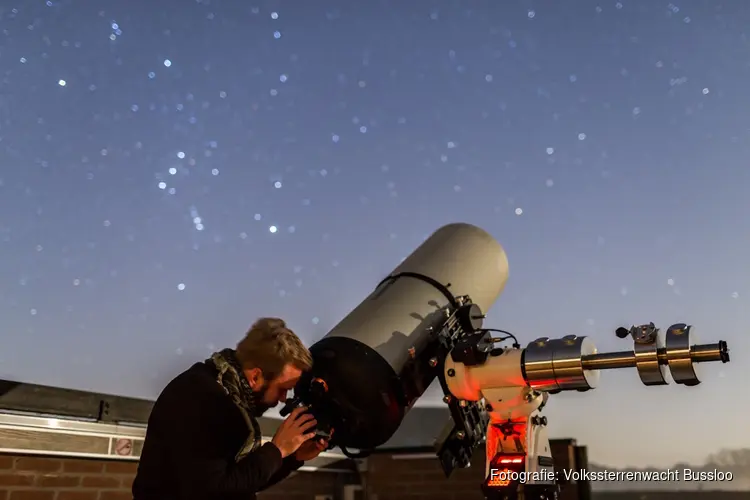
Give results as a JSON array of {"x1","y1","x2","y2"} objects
[{"x1": 206, "y1": 348, "x2": 263, "y2": 462}]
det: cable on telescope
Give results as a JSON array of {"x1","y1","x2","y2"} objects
[
  {"x1": 481, "y1": 328, "x2": 521, "y2": 348},
  {"x1": 375, "y1": 271, "x2": 459, "y2": 309}
]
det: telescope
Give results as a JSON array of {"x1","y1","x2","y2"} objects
[{"x1": 280, "y1": 223, "x2": 731, "y2": 500}]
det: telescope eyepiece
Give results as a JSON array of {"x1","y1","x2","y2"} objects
[
  {"x1": 279, "y1": 396, "x2": 302, "y2": 417},
  {"x1": 718, "y1": 340, "x2": 730, "y2": 363},
  {"x1": 310, "y1": 377, "x2": 329, "y2": 397},
  {"x1": 278, "y1": 394, "x2": 334, "y2": 440}
]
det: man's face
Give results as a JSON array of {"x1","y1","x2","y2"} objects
[{"x1": 245, "y1": 363, "x2": 303, "y2": 414}]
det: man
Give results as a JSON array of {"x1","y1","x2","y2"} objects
[{"x1": 133, "y1": 317, "x2": 329, "y2": 500}]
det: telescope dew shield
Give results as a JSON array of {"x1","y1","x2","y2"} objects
[{"x1": 299, "y1": 223, "x2": 509, "y2": 450}]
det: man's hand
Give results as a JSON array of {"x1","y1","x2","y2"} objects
[
  {"x1": 271, "y1": 407, "x2": 317, "y2": 458},
  {"x1": 294, "y1": 437, "x2": 329, "y2": 461}
]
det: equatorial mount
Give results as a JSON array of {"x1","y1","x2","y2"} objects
[{"x1": 429, "y1": 295, "x2": 732, "y2": 478}]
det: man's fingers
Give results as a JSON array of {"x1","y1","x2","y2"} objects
[
  {"x1": 294, "y1": 414, "x2": 316, "y2": 428},
  {"x1": 289, "y1": 406, "x2": 308, "y2": 418},
  {"x1": 298, "y1": 419, "x2": 318, "y2": 432},
  {"x1": 303, "y1": 432, "x2": 317, "y2": 441}
]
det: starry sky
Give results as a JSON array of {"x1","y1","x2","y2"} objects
[{"x1": 1, "y1": 0, "x2": 749, "y2": 468}]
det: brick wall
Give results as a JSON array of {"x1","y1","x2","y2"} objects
[
  {"x1": 258, "y1": 470, "x2": 341, "y2": 500},
  {"x1": 0, "y1": 451, "x2": 551, "y2": 500},
  {"x1": 0, "y1": 441, "x2": 583, "y2": 499},
  {"x1": 0, "y1": 454, "x2": 135, "y2": 500},
  {"x1": 3, "y1": 452, "x2": 741, "y2": 500},
  {"x1": 364, "y1": 442, "x2": 583, "y2": 500},
  {"x1": 364, "y1": 452, "x2": 485, "y2": 500},
  {"x1": 3, "y1": 451, "x2": 570, "y2": 500},
  {"x1": 0, "y1": 453, "x2": 342, "y2": 500}
]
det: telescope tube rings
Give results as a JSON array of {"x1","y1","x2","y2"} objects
[
  {"x1": 633, "y1": 326, "x2": 669, "y2": 386},
  {"x1": 665, "y1": 323, "x2": 701, "y2": 386}
]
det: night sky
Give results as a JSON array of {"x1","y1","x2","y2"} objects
[{"x1": 1, "y1": 1, "x2": 748, "y2": 468}]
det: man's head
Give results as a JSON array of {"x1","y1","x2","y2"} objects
[{"x1": 236, "y1": 317, "x2": 312, "y2": 415}]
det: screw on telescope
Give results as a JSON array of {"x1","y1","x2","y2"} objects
[{"x1": 531, "y1": 416, "x2": 548, "y2": 426}]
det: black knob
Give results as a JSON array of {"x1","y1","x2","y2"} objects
[{"x1": 615, "y1": 327, "x2": 629, "y2": 339}]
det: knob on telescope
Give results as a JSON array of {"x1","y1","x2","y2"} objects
[{"x1": 615, "y1": 327, "x2": 629, "y2": 339}]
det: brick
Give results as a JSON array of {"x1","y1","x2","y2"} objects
[
  {"x1": 120, "y1": 475, "x2": 134, "y2": 489},
  {"x1": 56, "y1": 492, "x2": 98, "y2": 500},
  {"x1": 8, "y1": 492, "x2": 55, "y2": 500},
  {"x1": 81, "y1": 475, "x2": 120, "y2": 488},
  {"x1": 37, "y1": 473, "x2": 81, "y2": 487},
  {"x1": 98, "y1": 492, "x2": 132, "y2": 500},
  {"x1": 0, "y1": 473, "x2": 35, "y2": 486},
  {"x1": 0, "y1": 490, "x2": 7, "y2": 500},
  {"x1": 62, "y1": 460, "x2": 103, "y2": 474},
  {"x1": 0, "y1": 457, "x2": 12, "y2": 470},
  {"x1": 14, "y1": 458, "x2": 61, "y2": 473},
  {"x1": 104, "y1": 462, "x2": 137, "y2": 475}
]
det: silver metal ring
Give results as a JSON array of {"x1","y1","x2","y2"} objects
[
  {"x1": 523, "y1": 336, "x2": 599, "y2": 391},
  {"x1": 633, "y1": 330, "x2": 668, "y2": 386},
  {"x1": 665, "y1": 323, "x2": 700, "y2": 386},
  {"x1": 552, "y1": 335, "x2": 599, "y2": 391},
  {"x1": 524, "y1": 337, "x2": 560, "y2": 391}
]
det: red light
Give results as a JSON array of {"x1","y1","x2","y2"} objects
[
  {"x1": 485, "y1": 454, "x2": 525, "y2": 489},
  {"x1": 487, "y1": 467, "x2": 514, "y2": 487}
]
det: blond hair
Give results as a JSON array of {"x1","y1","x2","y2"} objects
[{"x1": 236, "y1": 317, "x2": 312, "y2": 380}]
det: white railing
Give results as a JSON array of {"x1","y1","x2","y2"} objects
[{"x1": 0, "y1": 410, "x2": 347, "y2": 472}]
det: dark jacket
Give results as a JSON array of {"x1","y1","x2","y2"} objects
[{"x1": 132, "y1": 362, "x2": 303, "y2": 500}]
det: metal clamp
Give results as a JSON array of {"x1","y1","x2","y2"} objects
[
  {"x1": 629, "y1": 323, "x2": 669, "y2": 386},
  {"x1": 665, "y1": 323, "x2": 700, "y2": 386}
]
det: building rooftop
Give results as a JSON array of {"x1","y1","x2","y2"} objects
[{"x1": 0, "y1": 378, "x2": 452, "y2": 459}]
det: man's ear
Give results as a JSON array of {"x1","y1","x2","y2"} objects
[{"x1": 244, "y1": 368, "x2": 264, "y2": 389}]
